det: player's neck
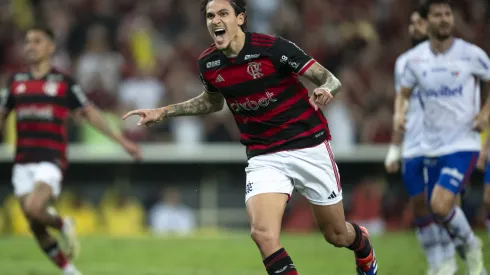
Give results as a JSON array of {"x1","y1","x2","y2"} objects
[
  {"x1": 430, "y1": 37, "x2": 454, "y2": 55},
  {"x1": 29, "y1": 60, "x2": 52, "y2": 79},
  {"x1": 222, "y1": 30, "x2": 246, "y2": 58}
]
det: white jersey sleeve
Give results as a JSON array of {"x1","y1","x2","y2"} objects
[
  {"x1": 470, "y1": 44, "x2": 490, "y2": 81},
  {"x1": 394, "y1": 51, "x2": 424, "y2": 158},
  {"x1": 399, "y1": 58, "x2": 418, "y2": 90}
]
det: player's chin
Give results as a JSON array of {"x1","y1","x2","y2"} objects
[{"x1": 215, "y1": 40, "x2": 231, "y2": 51}]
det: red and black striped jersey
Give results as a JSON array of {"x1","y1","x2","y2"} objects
[
  {"x1": 198, "y1": 32, "x2": 331, "y2": 158},
  {"x1": 0, "y1": 68, "x2": 89, "y2": 168}
]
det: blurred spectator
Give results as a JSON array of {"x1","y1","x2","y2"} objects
[
  {"x1": 0, "y1": 0, "x2": 488, "y2": 144},
  {"x1": 3, "y1": 195, "x2": 30, "y2": 236},
  {"x1": 100, "y1": 186, "x2": 146, "y2": 236},
  {"x1": 58, "y1": 192, "x2": 98, "y2": 236},
  {"x1": 149, "y1": 187, "x2": 196, "y2": 236}
]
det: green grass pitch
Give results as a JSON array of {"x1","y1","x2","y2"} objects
[{"x1": 0, "y1": 231, "x2": 488, "y2": 275}]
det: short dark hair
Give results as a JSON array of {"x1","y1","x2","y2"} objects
[
  {"x1": 26, "y1": 24, "x2": 56, "y2": 41},
  {"x1": 419, "y1": 0, "x2": 452, "y2": 19},
  {"x1": 200, "y1": 0, "x2": 248, "y2": 31}
]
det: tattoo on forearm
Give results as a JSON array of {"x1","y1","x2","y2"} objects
[
  {"x1": 303, "y1": 62, "x2": 342, "y2": 96},
  {"x1": 163, "y1": 92, "x2": 224, "y2": 118}
]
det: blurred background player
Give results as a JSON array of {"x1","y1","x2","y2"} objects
[
  {"x1": 0, "y1": 26, "x2": 141, "y2": 275},
  {"x1": 385, "y1": 10, "x2": 459, "y2": 275},
  {"x1": 123, "y1": 0, "x2": 378, "y2": 274},
  {"x1": 395, "y1": 0, "x2": 490, "y2": 274},
  {"x1": 476, "y1": 131, "x2": 490, "y2": 237}
]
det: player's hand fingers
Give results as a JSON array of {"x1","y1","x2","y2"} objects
[
  {"x1": 138, "y1": 116, "x2": 154, "y2": 126},
  {"x1": 309, "y1": 96, "x2": 319, "y2": 111},
  {"x1": 315, "y1": 95, "x2": 327, "y2": 106},
  {"x1": 122, "y1": 110, "x2": 144, "y2": 120}
]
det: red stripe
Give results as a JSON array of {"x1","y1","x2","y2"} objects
[
  {"x1": 17, "y1": 122, "x2": 65, "y2": 135},
  {"x1": 265, "y1": 250, "x2": 288, "y2": 269},
  {"x1": 16, "y1": 103, "x2": 69, "y2": 120},
  {"x1": 227, "y1": 77, "x2": 296, "y2": 103},
  {"x1": 251, "y1": 33, "x2": 276, "y2": 41},
  {"x1": 11, "y1": 81, "x2": 68, "y2": 96},
  {"x1": 204, "y1": 58, "x2": 277, "y2": 88},
  {"x1": 199, "y1": 46, "x2": 217, "y2": 59},
  {"x1": 284, "y1": 271, "x2": 298, "y2": 275},
  {"x1": 248, "y1": 124, "x2": 325, "y2": 150},
  {"x1": 241, "y1": 108, "x2": 314, "y2": 140},
  {"x1": 324, "y1": 141, "x2": 341, "y2": 192},
  {"x1": 297, "y1": 81, "x2": 329, "y2": 135},
  {"x1": 17, "y1": 138, "x2": 66, "y2": 152},
  {"x1": 251, "y1": 42, "x2": 274, "y2": 47},
  {"x1": 298, "y1": 59, "x2": 316, "y2": 75}
]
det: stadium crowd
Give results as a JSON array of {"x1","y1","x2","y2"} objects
[{"x1": 1, "y1": 0, "x2": 488, "y2": 150}]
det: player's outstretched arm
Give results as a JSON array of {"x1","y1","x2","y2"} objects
[
  {"x1": 122, "y1": 90, "x2": 224, "y2": 126},
  {"x1": 393, "y1": 87, "x2": 412, "y2": 133},
  {"x1": 81, "y1": 104, "x2": 142, "y2": 160},
  {"x1": 302, "y1": 62, "x2": 342, "y2": 110},
  {"x1": 474, "y1": 80, "x2": 490, "y2": 132},
  {"x1": 385, "y1": 109, "x2": 404, "y2": 173}
]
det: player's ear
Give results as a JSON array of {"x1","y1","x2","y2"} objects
[
  {"x1": 48, "y1": 41, "x2": 56, "y2": 55},
  {"x1": 237, "y1": 12, "x2": 245, "y2": 27}
]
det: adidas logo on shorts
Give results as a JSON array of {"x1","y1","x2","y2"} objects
[{"x1": 327, "y1": 191, "x2": 337, "y2": 200}]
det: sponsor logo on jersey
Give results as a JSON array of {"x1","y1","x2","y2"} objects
[
  {"x1": 424, "y1": 85, "x2": 463, "y2": 98},
  {"x1": 206, "y1": 60, "x2": 221, "y2": 69},
  {"x1": 229, "y1": 91, "x2": 277, "y2": 113},
  {"x1": 17, "y1": 106, "x2": 53, "y2": 120},
  {"x1": 244, "y1": 54, "x2": 260, "y2": 61}
]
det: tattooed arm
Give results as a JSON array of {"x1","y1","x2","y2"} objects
[
  {"x1": 302, "y1": 62, "x2": 342, "y2": 96},
  {"x1": 122, "y1": 91, "x2": 224, "y2": 126},
  {"x1": 162, "y1": 91, "x2": 224, "y2": 118}
]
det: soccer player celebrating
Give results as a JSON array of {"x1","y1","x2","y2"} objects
[
  {"x1": 0, "y1": 26, "x2": 141, "y2": 275},
  {"x1": 395, "y1": 1, "x2": 490, "y2": 274},
  {"x1": 123, "y1": 0, "x2": 378, "y2": 274},
  {"x1": 386, "y1": 10, "x2": 462, "y2": 275}
]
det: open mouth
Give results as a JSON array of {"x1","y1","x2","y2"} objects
[{"x1": 214, "y1": 28, "x2": 226, "y2": 42}]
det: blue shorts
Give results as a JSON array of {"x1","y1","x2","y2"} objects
[
  {"x1": 402, "y1": 156, "x2": 425, "y2": 197},
  {"x1": 424, "y1": 151, "x2": 478, "y2": 200}
]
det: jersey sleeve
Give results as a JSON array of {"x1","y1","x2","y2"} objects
[
  {"x1": 394, "y1": 57, "x2": 404, "y2": 93},
  {"x1": 470, "y1": 45, "x2": 490, "y2": 81},
  {"x1": 198, "y1": 67, "x2": 219, "y2": 94},
  {"x1": 66, "y1": 77, "x2": 90, "y2": 110},
  {"x1": 399, "y1": 60, "x2": 418, "y2": 89},
  {"x1": 0, "y1": 77, "x2": 14, "y2": 113},
  {"x1": 270, "y1": 37, "x2": 315, "y2": 75}
]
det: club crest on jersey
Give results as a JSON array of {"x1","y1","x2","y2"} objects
[
  {"x1": 43, "y1": 82, "x2": 58, "y2": 96},
  {"x1": 15, "y1": 84, "x2": 26, "y2": 94},
  {"x1": 247, "y1": 62, "x2": 264, "y2": 79}
]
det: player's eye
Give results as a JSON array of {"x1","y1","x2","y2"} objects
[
  {"x1": 206, "y1": 13, "x2": 214, "y2": 19},
  {"x1": 219, "y1": 11, "x2": 228, "y2": 17}
]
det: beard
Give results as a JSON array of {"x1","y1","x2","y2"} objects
[{"x1": 411, "y1": 37, "x2": 428, "y2": 47}]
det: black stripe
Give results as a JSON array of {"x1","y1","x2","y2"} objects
[
  {"x1": 220, "y1": 73, "x2": 284, "y2": 98},
  {"x1": 15, "y1": 95, "x2": 67, "y2": 106},
  {"x1": 240, "y1": 111, "x2": 322, "y2": 144},
  {"x1": 16, "y1": 147, "x2": 62, "y2": 160},
  {"x1": 245, "y1": 130, "x2": 327, "y2": 159},
  {"x1": 17, "y1": 118, "x2": 65, "y2": 125},
  {"x1": 236, "y1": 98, "x2": 311, "y2": 135},
  {"x1": 17, "y1": 131, "x2": 65, "y2": 142}
]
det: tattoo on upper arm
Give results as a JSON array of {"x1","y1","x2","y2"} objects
[
  {"x1": 303, "y1": 62, "x2": 342, "y2": 96},
  {"x1": 164, "y1": 91, "x2": 224, "y2": 118}
]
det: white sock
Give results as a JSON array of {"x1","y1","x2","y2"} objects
[
  {"x1": 416, "y1": 221, "x2": 445, "y2": 270},
  {"x1": 63, "y1": 263, "x2": 76, "y2": 272},
  {"x1": 437, "y1": 207, "x2": 478, "y2": 249},
  {"x1": 436, "y1": 224, "x2": 456, "y2": 261}
]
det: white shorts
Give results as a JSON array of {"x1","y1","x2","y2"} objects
[
  {"x1": 12, "y1": 162, "x2": 63, "y2": 198},
  {"x1": 245, "y1": 141, "x2": 342, "y2": 205}
]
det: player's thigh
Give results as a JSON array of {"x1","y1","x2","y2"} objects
[
  {"x1": 287, "y1": 141, "x2": 342, "y2": 206},
  {"x1": 432, "y1": 151, "x2": 478, "y2": 212},
  {"x1": 33, "y1": 162, "x2": 63, "y2": 198},
  {"x1": 245, "y1": 154, "x2": 293, "y2": 238},
  {"x1": 402, "y1": 157, "x2": 429, "y2": 216},
  {"x1": 12, "y1": 164, "x2": 36, "y2": 198}
]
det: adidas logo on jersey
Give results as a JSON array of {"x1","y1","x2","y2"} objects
[{"x1": 215, "y1": 74, "x2": 225, "y2": 83}]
